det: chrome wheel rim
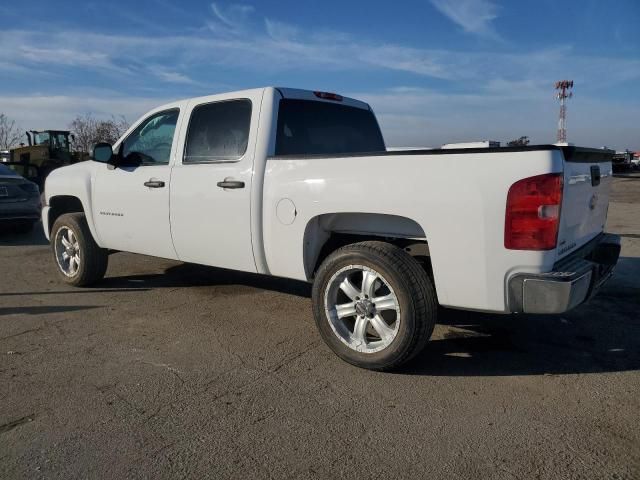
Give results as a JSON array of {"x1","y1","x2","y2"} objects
[
  {"x1": 54, "y1": 226, "x2": 81, "y2": 277},
  {"x1": 324, "y1": 265, "x2": 401, "y2": 353}
]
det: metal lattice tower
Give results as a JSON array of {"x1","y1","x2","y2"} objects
[{"x1": 555, "y1": 80, "x2": 573, "y2": 143}]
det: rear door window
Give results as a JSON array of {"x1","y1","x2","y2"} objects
[{"x1": 184, "y1": 99, "x2": 252, "y2": 163}]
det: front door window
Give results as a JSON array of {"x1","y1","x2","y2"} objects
[{"x1": 121, "y1": 110, "x2": 179, "y2": 165}]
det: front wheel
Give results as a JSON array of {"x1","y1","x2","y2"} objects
[
  {"x1": 312, "y1": 241, "x2": 437, "y2": 371},
  {"x1": 51, "y1": 213, "x2": 108, "y2": 286}
]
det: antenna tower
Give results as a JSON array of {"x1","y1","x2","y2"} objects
[{"x1": 555, "y1": 80, "x2": 573, "y2": 143}]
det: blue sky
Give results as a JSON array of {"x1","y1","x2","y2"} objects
[{"x1": 1, "y1": 0, "x2": 638, "y2": 149}]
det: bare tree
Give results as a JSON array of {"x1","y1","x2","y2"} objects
[
  {"x1": 0, "y1": 113, "x2": 23, "y2": 150},
  {"x1": 69, "y1": 114, "x2": 129, "y2": 153}
]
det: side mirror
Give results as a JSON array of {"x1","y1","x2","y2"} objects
[{"x1": 91, "y1": 142, "x2": 113, "y2": 163}]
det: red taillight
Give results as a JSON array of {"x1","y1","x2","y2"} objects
[
  {"x1": 505, "y1": 173, "x2": 563, "y2": 250},
  {"x1": 313, "y1": 91, "x2": 343, "y2": 102}
]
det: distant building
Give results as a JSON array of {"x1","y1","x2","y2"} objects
[{"x1": 441, "y1": 141, "x2": 500, "y2": 149}]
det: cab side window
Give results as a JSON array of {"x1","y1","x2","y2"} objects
[
  {"x1": 183, "y1": 100, "x2": 251, "y2": 163},
  {"x1": 122, "y1": 110, "x2": 179, "y2": 165}
]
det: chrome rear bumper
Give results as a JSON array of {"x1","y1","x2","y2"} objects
[{"x1": 508, "y1": 233, "x2": 620, "y2": 314}]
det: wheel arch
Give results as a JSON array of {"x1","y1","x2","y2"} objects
[
  {"x1": 303, "y1": 212, "x2": 431, "y2": 280},
  {"x1": 48, "y1": 195, "x2": 84, "y2": 233},
  {"x1": 47, "y1": 195, "x2": 101, "y2": 244}
]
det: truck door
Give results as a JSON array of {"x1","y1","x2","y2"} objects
[
  {"x1": 169, "y1": 93, "x2": 262, "y2": 272},
  {"x1": 92, "y1": 109, "x2": 181, "y2": 259}
]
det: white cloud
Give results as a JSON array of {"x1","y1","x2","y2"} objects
[
  {"x1": 429, "y1": 0, "x2": 500, "y2": 38},
  {"x1": 209, "y1": 2, "x2": 255, "y2": 34},
  {"x1": 0, "y1": 94, "x2": 173, "y2": 133},
  {"x1": 2, "y1": 19, "x2": 638, "y2": 90},
  {"x1": 1, "y1": 5, "x2": 638, "y2": 149},
  {"x1": 265, "y1": 18, "x2": 299, "y2": 41},
  {"x1": 147, "y1": 66, "x2": 198, "y2": 85},
  {"x1": 353, "y1": 87, "x2": 637, "y2": 149}
]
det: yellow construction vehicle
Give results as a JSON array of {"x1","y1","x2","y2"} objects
[{"x1": 8, "y1": 130, "x2": 87, "y2": 187}]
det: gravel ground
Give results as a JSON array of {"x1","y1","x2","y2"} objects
[{"x1": 1, "y1": 174, "x2": 639, "y2": 479}]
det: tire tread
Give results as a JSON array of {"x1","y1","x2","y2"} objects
[
  {"x1": 51, "y1": 213, "x2": 108, "y2": 287},
  {"x1": 313, "y1": 241, "x2": 437, "y2": 371}
]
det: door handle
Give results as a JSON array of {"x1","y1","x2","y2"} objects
[
  {"x1": 144, "y1": 180, "x2": 165, "y2": 188},
  {"x1": 217, "y1": 180, "x2": 245, "y2": 189}
]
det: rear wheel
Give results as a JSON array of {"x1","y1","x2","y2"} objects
[
  {"x1": 51, "y1": 213, "x2": 108, "y2": 286},
  {"x1": 312, "y1": 241, "x2": 437, "y2": 371}
]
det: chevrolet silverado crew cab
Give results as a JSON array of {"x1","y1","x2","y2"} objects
[{"x1": 43, "y1": 87, "x2": 621, "y2": 371}]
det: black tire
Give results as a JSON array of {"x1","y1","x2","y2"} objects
[
  {"x1": 312, "y1": 241, "x2": 437, "y2": 371},
  {"x1": 51, "y1": 213, "x2": 108, "y2": 286}
]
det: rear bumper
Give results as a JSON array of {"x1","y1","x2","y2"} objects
[{"x1": 508, "y1": 233, "x2": 621, "y2": 314}]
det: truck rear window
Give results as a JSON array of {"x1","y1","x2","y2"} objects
[{"x1": 275, "y1": 99, "x2": 385, "y2": 156}]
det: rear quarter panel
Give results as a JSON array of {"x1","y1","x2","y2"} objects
[{"x1": 263, "y1": 149, "x2": 564, "y2": 312}]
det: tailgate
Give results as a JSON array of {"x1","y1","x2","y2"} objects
[{"x1": 556, "y1": 147, "x2": 614, "y2": 260}]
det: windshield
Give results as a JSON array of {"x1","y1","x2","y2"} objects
[
  {"x1": 275, "y1": 99, "x2": 385, "y2": 156},
  {"x1": 33, "y1": 132, "x2": 51, "y2": 146},
  {"x1": 32, "y1": 132, "x2": 70, "y2": 150},
  {"x1": 51, "y1": 133, "x2": 70, "y2": 151}
]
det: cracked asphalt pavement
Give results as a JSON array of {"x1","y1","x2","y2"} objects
[{"x1": 1, "y1": 175, "x2": 639, "y2": 479}]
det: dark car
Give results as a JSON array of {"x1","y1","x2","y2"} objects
[{"x1": 0, "y1": 163, "x2": 41, "y2": 233}]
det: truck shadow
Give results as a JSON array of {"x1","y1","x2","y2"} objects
[
  {"x1": 95, "y1": 256, "x2": 640, "y2": 376},
  {"x1": 96, "y1": 262, "x2": 313, "y2": 298},
  {"x1": 0, "y1": 222, "x2": 49, "y2": 246},
  {"x1": 406, "y1": 256, "x2": 640, "y2": 376},
  {"x1": 0, "y1": 305, "x2": 100, "y2": 316}
]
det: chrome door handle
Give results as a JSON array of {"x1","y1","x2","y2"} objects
[
  {"x1": 144, "y1": 180, "x2": 165, "y2": 188},
  {"x1": 217, "y1": 180, "x2": 245, "y2": 189}
]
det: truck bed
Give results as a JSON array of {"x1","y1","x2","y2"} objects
[{"x1": 264, "y1": 145, "x2": 613, "y2": 313}]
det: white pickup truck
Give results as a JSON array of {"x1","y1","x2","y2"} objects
[{"x1": 43, "y1": 87, "x2": 620, "y2": 370}]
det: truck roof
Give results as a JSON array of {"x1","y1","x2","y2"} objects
[
  {"x1": 157, "y1": 87, "x2": 371, "y2": 112},
  {"x1": 274, "y1": 87, "x2": 371, "y2": 110}
]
